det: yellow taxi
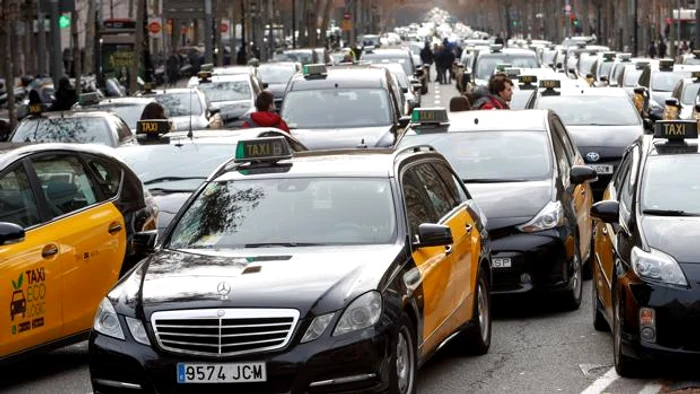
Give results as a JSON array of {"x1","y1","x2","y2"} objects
[{"x1": 0, "y1": 143, "x2": 156, "y2": 361}]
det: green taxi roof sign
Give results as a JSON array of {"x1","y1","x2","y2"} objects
[
  {"x1": 303, "y1": 64, "x2": 328, "y2": 77},
  {"x1": 197, "y1": 70, "x2": 212, "y2": 83},
  {"x1": 410, "y1": 108, "x2": 449, "y2": 126},
  {"x1": 602, "y1": 52, "x2": 615, "y2": 61},
  {"x1": 136, "y1": 119, "x2": 170, "y2": 137},
  {"x1": 234, "y1": 137, "x2": 293, "y2": 163},
  {"x1": 654, "y1": 120, "x2": 698, "y2": 141},
  {"x1": 78, "y1": 92, "x2": 101, "y2": 106},
  {"x1": 495, "y1": 64, "x2": 512, "y2": 73},
  {"x1": 659, "y1": 58, "x2": 674, "y2": 71},
  {"x1": 617, "y1": 53, "x2": 632, "y2": 61}
]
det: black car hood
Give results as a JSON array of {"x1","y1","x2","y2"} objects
[
  {"x1": 642, "y1": 216, "x2": 700, "y2": 263},
  {"x1": 566, "y1": 125, "x2": 643, "y2": 150},
  {"x1": 290, "y1": 126, "x2": 395, "y2": 149},
  {"x1": 134, "y1": 245, "x2": 404, "y2": 318},
  {"x1": 467, "y1": 180, "x2": 552, "y2": 230},
  {"x1": 151, "y1": 192, "x2": 192, "y2": 235}
]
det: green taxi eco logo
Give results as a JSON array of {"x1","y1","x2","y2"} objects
[{"x1": 11, "y1": 272, "x2": 23, "y2": 290}]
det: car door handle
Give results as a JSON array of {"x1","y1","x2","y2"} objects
[
  {"x1": 445, "y1": 245, "x2": 453, "y2": 255},
  {"x1": 108, "y1": 222, "x2": 123, "y2": 235},
  {"x1": 41, "y1": 244, "x2": 59, "y2": 259},
  {"x1": 465, "y1": 224, "x2": 473, "y2": 233}
]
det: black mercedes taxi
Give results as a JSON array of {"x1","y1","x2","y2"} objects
[
  {"x1": 89, "y1": 137, "x2": 493, "y2": 394},
  {"x1": 591, "y1": 120, "x2": 700, "y2": 376},
  {"x1": 396, "y1": 108, "x2": 597, "y2": 308}
]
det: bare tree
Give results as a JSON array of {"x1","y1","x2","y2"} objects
[{"x1": 2, "y1": 0, "x2": 17, "y2": 128}]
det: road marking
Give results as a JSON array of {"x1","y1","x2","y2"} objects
[
  {"x1": 638, "y1": 382, "x2": 663, "y2": 394},
  {"x1": 580, "y1": 367, "x2": 619, "y2": 394}
]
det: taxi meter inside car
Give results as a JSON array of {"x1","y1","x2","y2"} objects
[{"x1": 89, "y1": 136, "x2": 493, "y2": 394}]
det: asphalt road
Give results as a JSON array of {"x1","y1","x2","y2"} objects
[{"x1": 2, "y1": 78, "x2": 700, "y2": 394}]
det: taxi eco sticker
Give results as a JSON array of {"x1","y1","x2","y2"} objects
[{"x1": 10, "y1": 268, "x2": 47, "y2": 335}]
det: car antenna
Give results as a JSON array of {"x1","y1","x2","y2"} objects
[{"x1": 187, "y1": 88, "x2": 193, "y2": 139}]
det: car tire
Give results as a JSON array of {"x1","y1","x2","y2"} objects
[
  {"x1": 592, "y1": 262, "x2": 609, "y2": 332},
  {"x1": 389, "y1": 314, "x2": 417, "y2": 394},
  {"x1": 456, "y1": 268, "x2": 491, "y2": 355},
  {"x1": 613, "y1": 290, "x2": 644, "y2": 377},
  {"x1": 561, "y1": 252, "x2": 583, "y2": 311}
]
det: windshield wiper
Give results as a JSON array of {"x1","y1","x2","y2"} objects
[
  {"x1": 463, "y1": 178, "x2": 529, "y2": 183},
  {"x1": 244, "y1": 242, "x2": 324, "y2": 248},
  {"x1": 144, "y1": 176, "x2": 206, "y2": 185},
  {"x1": 642, "y1": 209, "x2": 700, "y2": 217}
]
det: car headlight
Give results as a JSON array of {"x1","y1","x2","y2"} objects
[
  {"x1": 300, "y1": 313, "x2": 335, "y2": 343},
  {"x1": 631, "y1": 247, "x2": 688, "y2": 287},
  {"x1": 125, "y1": 317, "x2": 151, "y2": 346},
  {"x1": 517, "y1": 201, "x2": 565, "y2": 233},
  {"x1": 93, "y1": 298, "x2": 125, "y2": 340},
  {"x1": 333, "y1": 291, "x2": 382, "y2": 337}
]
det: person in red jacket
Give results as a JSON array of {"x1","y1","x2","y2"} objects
[
  {"x1": 242, "y1": 91, "x2": 290, "y2": 132},
  {"x1": 474, "y1": 73, "x2": 513, "y2": 110}
]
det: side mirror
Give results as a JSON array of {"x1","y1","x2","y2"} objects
[
  {"x1": 568, "y1": 68, "x2": 577, "y2": 76},
  {"x1": 398, "y1": 115, "x2": 411, "y2": 129},
  {"x1": 0, "y1": 222, "x2": 25, "y2": 246},
  {"x1": 411, "y1": 83, "x2": 422, "y2": 92},
  {"x1": 209, "y1": 107, "x2": 221, "y2": 115},
  {"x1": 590, "y1": 200, "x2": 619, "y2": 224},
  {"x1": 133, "y1": 230, "x2": 158, "y2": 255},
  {"x1": 556, "y1": 62, "x2": 563, "y2": 69},
  {"x1": 413, "y1": 223, "x2": 453, "y2": 248},
  {"x1": 262, "y1": 82, "x2": 269, "y2": 89},
  {"x1": 600, "y1": 76, "x2": 608, "y2": 82},
  {"x1": 415, "y1": 69, "x2": 425, "y2": 78},
  {"x1": 570, "y1": 165, "x2": 598, "y2": 185},
  {"x1": 643, "y1": 118, "x2": 653, "y2": 132},
  {"x1": 402, "y1": 86, "x2": 409, "y2": 94}
]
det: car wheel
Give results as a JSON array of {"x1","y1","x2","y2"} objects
[
  {"x1": 561, "y1": 253, "x2": 583, "y2": 311},
  {"x1": 613, "y1": 291, "x2": 644, "y2": 377},
  {"x1": 389, "y1": 314, "x2": 417, "y2": 394},
  {"x1": 592, "y1": 262, "x2": 609, "y2": 331},
  {"x1": 456, "y1": 268, "x2": 491, "y2": 355}
]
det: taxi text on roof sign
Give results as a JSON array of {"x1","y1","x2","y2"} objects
[
  {"x1": 303, "y1": 64, "x2": 328, "y2": 76},
  {"x1": 653, "y1": 120, "x2": 698, "y2": 141},
  {"x1": 410, "y1": 108, "x2": 449, "y2": 125},
  {"x1": 28, "y1": 103, "x2": 45, "y2": 115},
  {"x1": 78, "y1": 92, "x2": 101, "y2": 106},
  {"x1": 505, "y1": 68, "x2": 521, "y2": 78},
  {"x1": 136, "y1": 119, "x2": 170, "y2": 135},
  {"x1": 540, "y1": 79, "x2": 561, "y2": 89},
  {"x1": 519, "y1": 75, "x2": 537, "y2": 84},
  {"x1": 602, "y1": 52, "x2": 616, "y2": 61},
  {"x1": 659, "y1": 59, "x2": 674, "y2": 70},
  {"x1": 234, "y1": 137, "x2": 293, "y2": 163},
  {"x1": 692, "y1": 71, "x2": 700, "y2": 81}
]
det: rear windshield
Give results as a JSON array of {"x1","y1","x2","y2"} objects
[{"x1": 12, "y1": 117, "x2": 113, "y2": 146}]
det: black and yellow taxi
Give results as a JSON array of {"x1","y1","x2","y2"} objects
[
  {"x1": 280, "y1": 64, "x2": 409, "y2": 150},
  {"x1": 529, "y1": 80, "x2": 645, "y2": 200},
  {"x1": 89, "y1": 136, "x2": 493, "y2": 394},
  {"x1": 0, "y1": 142, "x2": 155, "y2": 362},
  {"x1": 396, "y1": 108, "x2": 597, "y2": 307},
  {"x1": 9, "y1": 103, "x2": 136, "y2": 147},
  {"x1": 590, "y1": 120, "x2": 700, "y2": 376}
]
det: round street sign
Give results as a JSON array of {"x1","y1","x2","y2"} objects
[
  {"x1": 564, "y1": 4, "x2": 572, "y2": 12},
  {"x1": 148, "y1": 21, "x2": 161, "y2": 34},
  {"x1": 58, "y1": 14, "x2": 70, "y2": 29},
  {"x1": 220, "y1": 23, "x2": 229, "y2": 33}
]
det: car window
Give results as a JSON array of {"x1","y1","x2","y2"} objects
[
  {"x1": 112, "y1": 116, "x2": 133, "y2": 141},
  {"x1": 402, "y1": 169, "x2": 438, "y2": 239},
  {"x1": 432, "y1": 162, "x2": 468, "y2": 203},
  {"x1": 552, "y1": 117, "x2": 577, "y2": 162},
  {"x1": 31, "y1": 155, "x2": 100, "y2": 218},
  {"x1": 536, "y1": 96, "x2": 640, "y2": 126},
  {"x1": 0, "y1": 165, "x2": 41, "y2": 228},
  {"x1": 12, "y1": 117, "x2": 114, "y2": 146},
  {"x1": 620, "y1": 152, "x2": 636, "y2": 210},
  {"x1": 412, "y1": 163, "x2": 459, "y2": 219},
  {"x1": 85, "y1": 156, "x2": 123, "y2": 199},
  {"x1": 550, "y1": 129, "x2": 571, "y2": 177}
]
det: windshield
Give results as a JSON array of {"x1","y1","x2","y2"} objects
[
  {"x1": 475, "y1": 54, "x2": 539, "y2": 80},
  {"x1": 652, "y1": 72, "x2": 689, "y2": 92},
  {"x1": 100, "y1": 103, "x2": 148, "y2": 130},
  {"x1": 682, "y1": 83, "x2": 700, "y2": 105},
  {"x1": 12, "y1": 117, "x2": 113, "y2": 146},
  {"x1": 155, "y1": 92, "x2": 203, "y2": 117},
  {"x1": 624, "y1": 69, "x2": 642, "y2": 86},
  {"x1": 273, "y1": 51, "x2": 313, "y2": 65},
  {"x1": 537, "y1": 96, "x2": 640, "y2": 126},
  {"x1": 684, "y1": 57, "x2": 700, "y2": 65},
  {"x1": 198, "y1": 81, "x2": 252, "y2": 103},
  {"x1": 168, "y1": 178, "x2": 396, "y2": 248},
  {"x1": 578, "y1": 57, "x2": 596, "y2": 75},
  {"x1": 642, "y1": 155, "x2": 700, "y2": 215},
  {"x1": 598, "y1": 62, "x2": 613, "y2": 78},
  {"x1": 118, "y1": 144, "x2": 236, "y2": 191},
  {"x1": 281, "y1": 88, "x2": 392, "y2": 128},
  {"x1": 543, "y1": 51, "x2": 557, "y2": 64},
  {"x1": 258, "y1": 65, "x2": 296, "y2": 85},
  {"x1": 361, "y1": 54, "x2": 413, "y2": 76},
  {"x1": 611, "y1": 63, "x2": 626, "y2": 83},
  {"x1": 398, "y1": 131, "x2": 552, "y2": 181}
]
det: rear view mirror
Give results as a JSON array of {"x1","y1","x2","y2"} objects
[
  {"x1": 402, "y1": 87, "x2": 409, "y2": 94},
  {"x1": 398, "y1": 115, "x2": 411, "y2": 129},
  {"x1": 262, "y1": 82, "x2": 269, "y2": 89},
  {"x1": 0, "y1": 222, "x2": 25, "y2": 246},
  {"x1": 133, "y1": 230, "x2": 158, "y2": 255},
  {"x1": 570, "y1": 165, "x2": 598, "y2": 184},
  {"x1": 414, "y1": 224, "x2": 453, "y2": 248},
  {"x1": 590, "y1": 201, "x2": 619, "y2": 223},
  {"x1": 643, "y1": 118, "x2": 653, "y2": 133}
]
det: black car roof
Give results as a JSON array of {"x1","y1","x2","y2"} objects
[{"x1": 287, "y1": 67, "x2": 388, "y2": 91}]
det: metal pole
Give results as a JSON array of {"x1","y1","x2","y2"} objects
[
  {"x1": 696, "y1": 0, "x2": 700, "y2": 50},
  {"x1": 292, "y1": 0, "x2": 296, "y2": 48},
  {"x1": 204, "y1": 0, "x2": 213, "y2": 63},
  {"x1": 37, "y1": 1, "x2": 46, "y2": 75},
  {"x1": 633, "y1": 0, "x2": 638, "y2": 56},
  {"x1": 676, "y1": 0, "x2": 681, "y2": 58},
  {"x1": 49, "y1": 0, "x2": 63, "y2": 83}
]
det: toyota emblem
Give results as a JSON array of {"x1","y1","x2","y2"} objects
[
  {"x1": 217, "y1": 281, "x2": 231, "y2": 299},
  {"x1": 586, "y1": 152, "x2": 600, "y2": 162}
]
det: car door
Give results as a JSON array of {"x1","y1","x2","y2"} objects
[
  {"x1": 0, "y1": 161, "x2": 63, "y2": 358},
  {"x1": 401, "y1": 166, "x2": 453, "y2": 356},
  {"x1": 29, "y1": 153, "x2": 127, "y2": 336}
]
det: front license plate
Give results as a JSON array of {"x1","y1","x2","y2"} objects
[
  {"x1": 177, "y1": 362, "x2": 267, "y2": 383},
  {"x1": 590, "y1": 164, "x2": 614, "y2": 175},
  {"x1": 493, "y1": 258, "x2": 512, "y2": 268}
]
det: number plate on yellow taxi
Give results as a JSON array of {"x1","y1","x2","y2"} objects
[{"x1": 177, "y1": 362, "x2": 267, "y2": 383}]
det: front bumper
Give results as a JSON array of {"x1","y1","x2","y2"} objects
[
  {"x1": 90, "y1": 318, "x2": 392, "y2": 394},
  {"x1": 617, "y1": 272, "x2": 700, "y2": 362},
  {"x1": 489, "y1": 228, "x2": 575, "y2": 295}
]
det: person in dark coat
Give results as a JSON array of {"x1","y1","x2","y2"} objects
[
  {"x1": 52, "y1": 76, "x2": 78, "y2": 111},
  {"x1": 658, "y1": 39, "x2": 667, "y2": 58},
  {"x1": 648, "y1": 41, "x2": 657, "y2": 59},
  {"x1": 140, "y1": 102, "x2": 168, "y2": 120},
  {"x1": 166, "y1": 50, "x2": 180, "y2": 87},
  {"x1": 420, "y1": 42, "x2": 434, "y2": 80},
  {"x1": 237, "y1": 46, "x2": 247, "y2": 65}
]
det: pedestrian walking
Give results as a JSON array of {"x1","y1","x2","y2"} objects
[
  {"x1": 648, "y1": 41, "x2": 657, "y2": 59},
  {"x1": 166, "y1": 50, "x2": 180, "y2": 87}
]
